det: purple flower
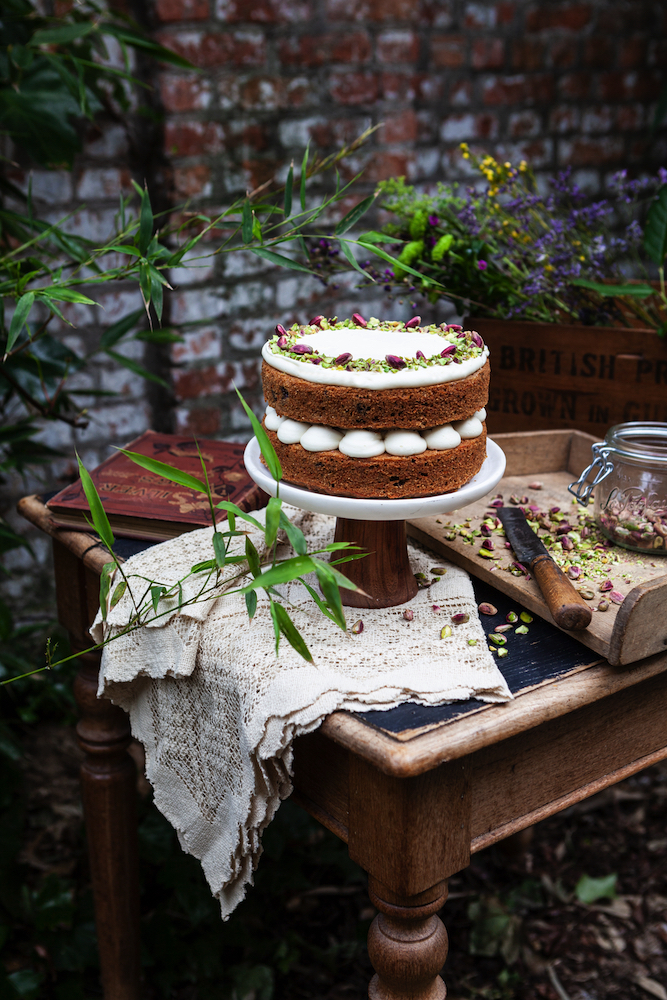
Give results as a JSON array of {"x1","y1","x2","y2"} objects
[
  {"x1": 477, "y1": 260, "x2": 488, "y2": 271},
  {"x1": 428, "y1": 214, "x2": 440, "y2": 226}
]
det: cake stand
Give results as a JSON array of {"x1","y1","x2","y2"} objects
[{"x1": 244, "y1": 437, "x2": 506, "y2": 609}]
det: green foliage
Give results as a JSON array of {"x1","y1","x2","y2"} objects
[
  {"x1": 644, "y1": 183, "x2": 667, "y2": 266},
  {"x1": 574, "y1": 872, "x2": 617, "y2": 905}
]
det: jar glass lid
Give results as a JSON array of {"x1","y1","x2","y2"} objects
[{"x1": 604, "y1": 422, "x2": 667, "y2": 467}]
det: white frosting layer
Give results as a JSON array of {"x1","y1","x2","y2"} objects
[
  {"x1": 263, "y1": 328, "x2": 489, "y2": 389},
  {"x1": 264, "y1": 407, "x2": 483, "y2": 455}
]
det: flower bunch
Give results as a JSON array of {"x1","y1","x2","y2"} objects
[{"x1": 368, "y1": 145, "x2": 665, "y2": 328}]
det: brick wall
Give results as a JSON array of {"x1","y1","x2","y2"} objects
[{"x1": 3, "y1": 0, "x2": 666, "y2": 610}]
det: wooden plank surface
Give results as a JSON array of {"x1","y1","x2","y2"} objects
[{"x1": 407, "y1": 432, "x2": 667, "y2": 665}]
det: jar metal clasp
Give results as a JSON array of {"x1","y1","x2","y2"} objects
[{"x1": 568, "y1": 444, "x2": 615, "y2": 505}]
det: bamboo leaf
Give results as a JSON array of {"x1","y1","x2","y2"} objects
[
  {"x1": 234, "y1": 387, "x2": 282, "y2": 482},
  {"x1": 100, "y1": 308, "x2": 144, "y2": 349},
  {"x1": 249, "y1": 246, "x2": 314, "y2": 274},
  {"x1": 39, "y1": 288, "x2": 96, "y2": 304},
  {"x1": 269, "y1": 599, "x2": 281, "y2": 653},
  {"x1": 298, "y1": 577, "x2": 340, "y2": 627},
  {"x1": 312, "y1": 556, "x2": 358, "y2": 591},
  {"x1": 105, "y1": 349, "x2": 170, "y2": 388},
  {"x1": 190, "y1": 559, "x2": 216, "y2": 574},
  {"x1": 212, "y1": 533, "x2": 227, "y2": 568},
  {"x1": 272, "y1": 602, "x2": 313, "y2": 662},
  {"x1": 570, "y1": 278, "x2": 655, "y2": 297},
  {"x1": 358, "y1": 242, "x2": 437, "y2": 284},
  {"x1": 644, "y1": 184, "x2": 667, "y2": 266},
  {"x1": 279, "y1": 510, "x2": 307, "y2": 555},
  {"x1": 240, "y1": 555, "x2": 317, "y2": 593},
  {"x1": 99, "y1": 562, "x2": 115, "y2": 622},
  {"x1": 300, "y1": 142, "x2": 310, "y2": 211},
  {"x1": 313, "y1": 562, "x2": 346, "y2": 631},
  {"x1": 118, "y1": 449, "x2": 208, "y2": 493},
  {"x1": 77, "y1": 454, "x2": 115, "y2": 550},
  {"x1": 151, "y1": 585, "x2": 166, "y2": 613},
  {"x1": 335, "y1": 194, "x2": 376, "y2": 235},
  {"x1": 242, "y1": 200, "x2": 253, "y2": 244},
  {"x1": 215, "y1": 501, "x2": 264, "y2": 531},
  {"x1": 339, "y1": 239, "x2": 371, "y2": 278},
  {"x1": 245, "y1": 536, "x2": 261, "y2": 577},
  {"x1": 138, "y1": 186, "x2": 153, "y2": 256},
  {"x1": 6, "y1": 292, "x2": 35, "y2": 355},
  {"x1": 264, "y1": 496, "x2": 282, "y2": 548},
  {"x1": 110, "y1": 581, "x2": 127, "y2": 609},
  {"x1": 245, "y1": 590, "x2": 257, "y2": 621},
  {"x1": 284, "y1": 163, "x2": 293, "y2": 219},
  {"x1": 31, "y1": 22, "x2": 96, "y2": 45}
]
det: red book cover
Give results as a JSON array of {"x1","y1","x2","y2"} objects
[{"x1": 46, "y1": 430, "x2": 266, "y2": 540}]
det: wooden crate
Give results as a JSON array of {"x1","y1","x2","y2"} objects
[
  {"x1": 467, "y1": 317, "x2": 667, "y2": 438},
  {"x1": 407, "y1": 430, "x2": 667, "y2": 666}
]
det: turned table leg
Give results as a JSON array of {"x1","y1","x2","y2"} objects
[
  {"x1": 73, "y1": 643, "x2": 141, "y2": 1000},
  {"x1": 367, "y1": 878, "x2": 449, "y2": 1000}
]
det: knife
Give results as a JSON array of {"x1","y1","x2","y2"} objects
[{"x1": 496, "y1": 507, "x2": 592, "y2": 631}]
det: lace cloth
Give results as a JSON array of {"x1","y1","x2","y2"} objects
[{"x1": 93, "y1": 505, "x2": 511, "y2": 919}]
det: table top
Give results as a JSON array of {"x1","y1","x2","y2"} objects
[{"x1": 19, "y1": 492, "x2": 667, "y2": 780}]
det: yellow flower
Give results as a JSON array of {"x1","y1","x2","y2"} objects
[
  {"x1": 504, "y1": 161, "x2": 511, "y2": 168},
  {"x1": 519, "y1": 160, "x2": 527, "y2": 172},
  {"x1": 573, "y1": 240, "x2": 581, "y2": 246},
  {"x1": 545, "y1": 264, "x2": 554, "y2": 272},
  {"x1": 579, "y1": 255, "x2": 585, "y2": 261}
]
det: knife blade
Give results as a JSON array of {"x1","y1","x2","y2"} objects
[{"x1": 497, "y1": 506, "x2": 592, "y2": 631}]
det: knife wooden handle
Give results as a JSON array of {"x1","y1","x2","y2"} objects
[{"x1": 531, "y1": 554, "x2": 593, "y2": 631}]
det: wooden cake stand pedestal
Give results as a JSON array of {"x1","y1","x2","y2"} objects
[{"x1": 244, "y1": 438, "x2": 506, "y2": 610}]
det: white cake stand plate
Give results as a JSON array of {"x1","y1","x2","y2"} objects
[{"x1": 244, "y1": 437, "x2": 506, "y2": 609}]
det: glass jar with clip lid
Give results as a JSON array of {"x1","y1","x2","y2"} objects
[{"x1": 568, "y1": 421, "x2": 667, "y2": 555}]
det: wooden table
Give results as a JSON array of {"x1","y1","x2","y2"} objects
[{"x1": 18, "y1": 494, "x2": 667, "y2": 1000}]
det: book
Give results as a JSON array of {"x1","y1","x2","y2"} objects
[{"x1": 46, "y1": 430, "x2": 267, "y2": 541}]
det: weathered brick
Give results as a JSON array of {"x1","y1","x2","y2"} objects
[
  {"x1": 326, "y1": 0, "x2": 413, "y2": 19},
  {"x1": 329, "y1": 71, "x2": 378, "y2": 106},
  {"x1": 160, "y1": 73, "x2": 211, "y2": 111},
  {"x1": 483, "y1": 74, "x2": 525, "y2": 105},
  {"x1": 216, "y1": 0, "x2": 310, "y2": 22},
  {"x1": 549, "y1": 38, "x2": 577, "y2": 69},
  {"x1": 558, "y1": 71, "x2": 592, "y2": 100},
  {"x1": 583, "y1": 36, "x2": 614, "y2": 70},
  {"x1": 309, "y1": 116, "x2": 372, "y2": 148},
  {"x1": 285, "y1": 76, "x2": 318, "y2": 107},
  {"x1": 165, "y1": 121, "x2": 225, "y2": 156},
  {"x1": 377, "y1": 31, "x2": 420, "y2": 64},
  {"x1": 502, "y1": 137, "x2": 553, "y2": 169},
  {"x1": 464, "y1": 2, "x2": 496, "y2": 29},
  {"x1": 431, "y1": 35, "x2": 466, "y2": 68},
  {"x1": 440, "y1": 112, "x2": 498, "y2": 142},
  {"x1": 76, "y1": 167, "x2": 131, "y2": 199},
  {"x1": 511, "y1": 38, "x2": 545, "y2": 72},
  {"x1": 279, "y1": 32, "x2": 371, "y2": 67},
  {"x1": 616, "y1": 103, "x2": 644, "y2": 131},
  {"x1": 472, "y1": 38, "x2": 504, "y2": 70},
  {"x1": 159, "y1": 30, "x2": 266, "y2": 68},
  {"x1": 240, "y1": 76, "x2": 286, "y2": 110},
  {"x1": 174, "y1": 164, "x2": 212, "y2": 197},
  {"x1": 171, "y1": 288, "x2": 228, "y2": 325},
  {"x1": 175, "y1": 406, "x2": 221, "y2": 436},
  {"x1": 558, "y1": 135, "x2": 624, "y2": 167},
  {"x1": 380, "y1": 72, "x2": 417, "y2": 101},
  {"x1": 581, "y1": 105, "x2": 613, "y2": 134},
  {"x1": 509, "y1": 109, "x2": 541, "y2": 138},
  {"x1": 173, "y1": 365, "x2": 221, "y2": 400},
  {"x1": 155, "y1": 0, "x2": 208, "y2": 22},
  {"x1": 449, "y1": 79, "x2": 472, "y2": 105},
  {"x1": 495, "y1": 2, "x2": 515, "y2": 25},
  {"x1": 548, "y1": 104, "x2": 581, "y2": 133},
  {"x1": 526, "y1": 3, "x2": 592, "y2": 32},
  {"x1": 383, "y1": 109, "x2": 418, "y2": 143}
]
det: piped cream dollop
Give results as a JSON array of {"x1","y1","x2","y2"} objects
[
  {"x1": 264, "y1": 406, "x2": 285, "y2": 432},
  {"x1": 338, "y1": 430, "x2": 386, "y2": 458},
  {"x1": 453, "y1": 416, "x2": 484, "y2": 439},
  {"x1": 422, "y1": 424, "x2": 461, "y2": 450},
  {"x1": 384, "y1": 430, "x2": 427, "y2": 456},
  {"x1": 300, "y1": 426, "x2": 343, "y2": 452},
  {"x1": 277, "y1": 419, "x2": 310, "y2": 444}
]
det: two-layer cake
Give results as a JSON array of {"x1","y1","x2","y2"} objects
[{"x1": 261, "y1": 315, "x2": 489, "y2": 499}]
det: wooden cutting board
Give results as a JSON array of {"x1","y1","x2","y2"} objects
[{"x1": 407, "y1": 430, "x2": 667, "y2": 666}]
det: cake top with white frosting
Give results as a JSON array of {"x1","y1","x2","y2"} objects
[{"x1": 262, "y1": 315, "x2": 488, "y2": 390}]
